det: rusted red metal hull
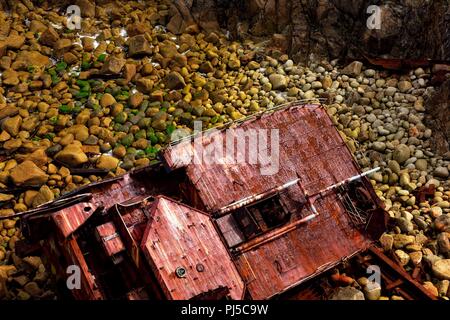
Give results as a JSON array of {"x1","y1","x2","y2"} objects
[{"x1": 19, "y1": 102, "x2": 388, "y2": 300}]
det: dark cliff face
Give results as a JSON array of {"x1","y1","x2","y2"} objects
[
  {"x1": 425, "y1": 79, "x2": 450, "y2": 156},
  {"x1": 168, "y1": 0, "x2": 450, "y2": 64},
  {"x1": 3, "y1": 0, "x2": 448, "y2": 63}
]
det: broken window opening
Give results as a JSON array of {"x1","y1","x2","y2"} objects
[
  {"x1": 337, "y1": 180, "x2": 375, "y2": 229},
  {"x1": 232, "y1": 194, "x2": 291, "y2": 241}
]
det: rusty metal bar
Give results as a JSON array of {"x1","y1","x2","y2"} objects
[
  {"x1": 385, "y1": 279, "x2": 404, "y2": 291},
  {"x1": 232, "y1": 212, "x2": 318, "y2": 255},
  {"x1": 313, "y1": 167, "x2": 380, "y2": 197},
  {"x1": 217, "y1": 178, "x2": 300, "y2": 215},
  {"x1": 368, "y1": 246, "x2": 438, "y2": 300}
]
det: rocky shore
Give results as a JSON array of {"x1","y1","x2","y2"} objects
[{"x1": 0, "y1": 0, "x2": 449, "y2": 300}]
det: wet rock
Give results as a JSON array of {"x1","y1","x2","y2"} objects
[
  {"x1": 100, "y1": 56, "x2": 126, "y2": 75},
  {"x1": 14, "y1": 50, "x2": 51, "y2": 68},
  {"x1": 415, "y1": 159, "x2": 428, "y2": 171},
  {"x1": 379, "y1": 233, "x2": 394, "y2": 251},
  {"x1": 136, "y1": 78, "x2": 154, "y2": 93},
  {"x1": 128, "y1": 35, "x2": 152, "y2": 57},
  {"x1": 39, "y1": 27, "x2": 60, "y2": 47},
  {"x1": 22, "y1": 149, "x2": 49, "y2": 167},
  {"x1": 0, "y1": 193, "x2": 14, "y2": 202},
  {"x1": 163, "y1": 71, "x2": 185, "y2": 90},
  {"x1": 363, "y1": 281, "x2": 381, "y2": 300},
  {"x1": 430, "y1": 207, "x2": 443, "y2": 218},
  {"x1": 2, "y1": 69, "x2": 19, "y2": 86},
  {"x1": 10, "y1": 160, "x2": 48, "y2": 187},
  {"x1": 329, "y1": 286, "x2": 365, "y2": 300},
  {"x1": 398, "y1": 80, "x2": 412, "y2": 93},
  {"x1": 434, "y1": 166, "x2": 449, "y2": 179},
  {"x1": 55, "y1": 144, "x2": 88, "y2": 167},
  {"x1": 437, "y1": 232, "x2": 450, "y2": 256},
  {"x1": 29, "y1": 20, "x2": 47, "y2": 33},
  {"x1": 32, "y1": 185, "x2": 54, "y2": 208},
  {"x1": 54, "y1": 39, "x2": 72, "y2": 56},
  {"x1": 269, "y1": 74, "x2": 288, "y2": 90},
  {"x1": 393, "y1": 234, "x2": 415, "y2": 249},
  {"x1": 4, "y1": 35, "x2": 25, "y2": 50},
  {"x1": 123, "y1": 63, "x2": 136, "y2": 82},
  {"x1": 96, "y1": 155, "x2": 120, "y2": 171},
  {"x1": 372, "y1": 141, "x2": 386, "y2": 152},
  {"x1": 393, "y1": 144, "x2": 411, "y2": 164},
  {"x1": 423, "y1": 281, "x2": 439, "y2": 297},
  {"x1": 409, "y1": 251, "x2": 423, "y2": 265},
  {"x1": 341, "y1": 61, "x2": 362, "y2": 77},
  {"x1": 76, "y1": 0, "x2": 96, "y2": 17},
  {"x1": 1, "y1": 115, "x2": 21, "y2": 136},
  {"x1": 24, "y1": 281, "x2": 42, "y2": 297},
  {"x1": 0, "y1": 105, "x2": 18, "y2": 120},
  {"x1": 395, "y1": 249, "x2": 410, "y2": 266},
  {"x1": 24, "y1": 190, "x2": 39, "y2": 207},
  {"x1": 23, "y1": 256, "x2": 42, "y2": 269},
  {"x1": 432, "y1": 259, "x2": 450, "y2": 280},
  {"x1": 100, "y1": 93, "x2": 116, "y2": 108},
  {"x1": 13, "y1": 275, "x2": 29, "y2": 287}
]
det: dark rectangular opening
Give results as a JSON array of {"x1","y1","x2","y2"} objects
[{"x1": 232, "y1": 195, "x2": 291, "y2": 241}]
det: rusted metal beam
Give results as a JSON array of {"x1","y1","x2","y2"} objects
[
  {"x1": 368, "y1": 246, "x2": 438, "y2": 300},
  {"x1": 231, "y1": 212, "x2": 318, "y2": 255},
  {"x1": 385, "y1": 279, "x2": 404, "y2": 291}
]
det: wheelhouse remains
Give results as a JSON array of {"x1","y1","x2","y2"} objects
[{"x1": 17, "y1": 103, "x2": 388, "y2": 300}]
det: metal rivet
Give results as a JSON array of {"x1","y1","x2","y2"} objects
[
  {"x1": 175, "y1": 267, "x2": 186, "y2": 278},
  {"x1": 196, "y1": 263, "x2": 205, "y2": 272}
]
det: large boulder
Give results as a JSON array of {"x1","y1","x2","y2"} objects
[
  {"x1": 10, "y1": 160, "x2": 48, "y2": 187},
  {"x1": 13, "y1": 50, "x2": 51, "y2": 68},
  {"x1": 393, "y1": 144, "x2": 411, "y2": 164},
  {"x1": 432, "y1": 259, "x2": 450, "y2": 280},
  {"x1": 1, "y1": 115, "x2": 21, "y2": 136},
  {"x1": 269, "y1": 74, "x2": 288, "y2": 90},
  {"x1": 96, "y1": 155, "x2": 120, "y2": 170},
  {"x1": 55, "y1": 144, "x2": 88, "y2": 167},
  {"x1": 127, "y1": 35, "x2": 152, "y2": 57}
]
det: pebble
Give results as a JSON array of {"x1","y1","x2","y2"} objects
[
  {"x1": 395, "y1": 249, "x2": 410, "y2": 266},
  {"x1": 329, "y1": 286, "x2": 365, "y2": 300},
  {"x1": 434, "y1": 166, "x2": 449, "y2": 178}
]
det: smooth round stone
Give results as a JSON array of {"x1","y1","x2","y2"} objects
[
  {"x1": 415, "y1": 159, "x2": 428, "y2": 171},
  {"x1": 315, "y1": 66, "x2": 325, "y2": 73},
  {"x1": 366, "y1": 114, "x2": 377, "y2": 123},
  {"x1": 434, "y1": 166, "x2": 449, "y2": 178},
  {"x1": 430, "y1": 206, "x2": 443, "y2": 218},
  {"x1": 372, "y1": 141, "x2": 386, "y2": 152},
  {"x1": 385, "y1": 87, "x2": 397, "y2": 96}
]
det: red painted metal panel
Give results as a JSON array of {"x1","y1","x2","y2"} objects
[
  {"x1": 96, "y1": 222, "x2": 125, "y2": 257},
  {"x1": 140, "y1": 196, "x2": 245, "y2": 300},
  {"x1": 163, "y1": 104, "x2": 361, "y2": 212},
  {"x1": 32, "y1": 102, "x2": 384, "y2": 300}
]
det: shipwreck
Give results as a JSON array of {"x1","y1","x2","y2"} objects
[{"x1": 14, "y1": 102, "x2": 388, "y2": 300}]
